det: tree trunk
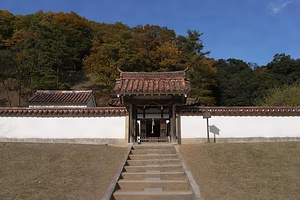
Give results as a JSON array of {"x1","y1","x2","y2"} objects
[
  {"x1": 17, "y1": 79, "x2": 22, "y2": 107},
  {"x1": 56, "y1": 67, "x2": 59, "y2": 87},
  {"x1": 1, "y1": 81, "x2": 12, "y2": 107}
]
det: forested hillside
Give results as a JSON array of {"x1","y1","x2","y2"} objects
[{"x1": 1, "y1": 10, "x2": 300, "y2": 107}]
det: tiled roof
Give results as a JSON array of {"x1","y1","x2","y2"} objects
[
  {"x1": 1, "y1": 106, "x2": 300, "y2": 117},
  {"x1": 29, "y1": 90, "x2": 95, "y2": 106},
  {"x1": 115, "y1": 70, "x2": 191, "y2": 95},
  {"x1": 0, "y1": 107, "x2": 128, "y2": 117},
  {"x1": 177, "y1": 106, "x2": 300, "y2": 116},
  {"x1": 185, "y1": 98, "x2": 200, "y2": 106},
  {"x1": 108, "y1": 97, "x2": 199, "y2": 106},
  {"x1": 108, "y1": 98, "x2": 123, "y2": 106}
]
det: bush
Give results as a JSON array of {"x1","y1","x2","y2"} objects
[{"x1": 258, "y1": 82, "x2": 300, "y2": 106}]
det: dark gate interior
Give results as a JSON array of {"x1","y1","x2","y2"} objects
[{"x1": 140, "y1": 119, "x2": 169, "y2": 142}]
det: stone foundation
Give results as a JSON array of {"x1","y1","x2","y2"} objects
[
  {"x1": 181, "y1": 137, "x2": 300, "y2": 144},
  {"x1": 0, "y1": 138, "x2": 127, "y2": 146}
]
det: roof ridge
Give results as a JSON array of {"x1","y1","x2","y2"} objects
[
  {"x1": 35, "y1": 90, "x2": 93, "y2": 93},
  {"x1": 119, "y1": 71, "x2": 187, "y2": 80}
]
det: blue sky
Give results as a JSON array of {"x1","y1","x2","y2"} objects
[{"x1": 1, "y1": 0, "x2": 299, "y2": 66}]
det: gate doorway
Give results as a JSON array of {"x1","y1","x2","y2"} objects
[
  {"x1": 139, "y1": 119, "x2": 169, "y2": 142},
  {"x1": 114, "y1": 69, "x2": 191, "y2": 144}
]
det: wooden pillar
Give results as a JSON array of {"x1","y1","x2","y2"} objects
[
  {"x1": 125, "y1": 115, "x2": 130, "y2": 143},
  {"x1": 129, "y1": 104, "x2": 137, "y2": 143},
  {"x1": 170, "y1": 104, "x2": 177, "y2": 143},
  {"x1": 132, "y1": 104, "x2": 137, "y2": 141},
  {"x1": 176, "y1": 115, "x2": 181, "y2": 144},
  {"x1": 128, "y1": 104, "x2": 133, "y2": 143}
]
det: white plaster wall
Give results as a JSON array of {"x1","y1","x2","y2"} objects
[
  {"x1": 0, "y1": 117, "x2": 125, "y2": 139},
  {"x1": 181, "y1": 116, "x2": 300, "y2": 138}
]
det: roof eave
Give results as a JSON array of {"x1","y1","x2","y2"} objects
[{"x1": 117, "y1": 92, "x2": 189, "y2": 96}]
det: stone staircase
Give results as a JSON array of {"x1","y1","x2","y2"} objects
[{"x1": 112, "y1": 144, "x2": 197, "y2": 200}]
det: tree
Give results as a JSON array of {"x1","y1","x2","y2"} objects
[
  {"x1": 213, "y1": 59, "x2": 258, "y2": 106},
  {"x1": 0, "y1": 49, "x2": 15, "y2": 106},
  {"x1": 254, "y1": 53, "x2": 300, "y2": 104},
  {"x1": 152, "y1": 41, "x2": 181, "y2": 71},
  {"x1": 177, "y1": 30, "x2": 215, "y2": 105},
  {"x1": 0, "y1": 11, "x2": 219, "y2": 106},
  {"x1": 266, "y1": 53, "x2": 300, "y2": 85},
  {"x1": 130, "y1": 24, "x2": 178, "y2": 71},
  {"x1": 0, "y1": 10, "x2": 16, "y2": 106},
  {"x1": 10, "y1": 11, "x2": 92, "y2": 91},
  {"x1": 83, "y1": 22, "x2": 132, "y2": 95},
  {"x1": 35, "y1": 12, "x2": 92, "y2": 88},
  {"x1": 0, "y1": 10, "x2": 15, "y2": 46},
  {"x1": 253, "y1": 66, "x2": 276, "y2": 100},
  {"x1": 83, "y1": 23, "x2": 182, "y2": 95},
  {"x1": 6, "y1": 29, "x2": 37, "y2": 105},
  {"x1": 84, "y1": 26, "x2": 216, "y2": 104}
]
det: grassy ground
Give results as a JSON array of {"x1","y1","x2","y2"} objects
[
  {"x1": 1, "y1": 142, "x2": 299, "y2": 200},
  {"x1": 0, "y1": 143, "x2": 127, "y2": 200},
  {"x1": 180, "y1": 142, "x2": 300, "y2": 200}
]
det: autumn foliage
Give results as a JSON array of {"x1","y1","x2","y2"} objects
[
  {"x1": 1, "y1": 11, "x2": 299, "y2": 106},
  {"x1": 0, "y1": 11, "x2": 216, "y2": 106}
]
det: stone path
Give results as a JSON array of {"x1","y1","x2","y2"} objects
[{"x1": 111, "y1": 144, "x2": 200, "y2": 200}]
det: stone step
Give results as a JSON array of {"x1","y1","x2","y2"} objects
[
  {"x1": 124, "y1": 164, "x2": 184, "y2": 172},
  {"x1": 129, "y1": 153, "x2": 178, "y2": 160},
  {"x1": 111, "y1": 145, "x2": 197, "y2": 199},
  {"x1": 117, "y1": 179, "x2": 190, "y2": 190},
  {"x1": 133, "y1": 144, "x2": 174, "y2": 150},
  {"x1": 113, "y1": 190, "x2": 195, "y2": 200},
  {"x1": 127, "y1": 159, "x2": 181, "y2": 166},
  {"x1": 121, "y1": 171, "x2": 187, "y2": 180},
  {"x1": 130, "y1": 148, "x2": 176, "y2": 154}
]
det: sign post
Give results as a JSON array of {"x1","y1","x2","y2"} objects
[{"x1": 203, "y1": 112, "x2": 211, "y2": 143}]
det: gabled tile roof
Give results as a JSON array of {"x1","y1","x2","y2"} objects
[
  {"x1": 115, "y1": 70, "x2": 191, "y2": 96},
  {"x1": 29, "y1": 90, "x2": 96, "y2": 107},
  {"x1": 108, "y1": 97, "x2": 199, "y2": 107}
]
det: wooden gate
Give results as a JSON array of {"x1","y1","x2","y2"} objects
[{"x1": 139, "y1": 119, "x2": 169, "y2": 142}]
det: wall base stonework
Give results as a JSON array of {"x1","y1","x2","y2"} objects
[
  {"x1": 0, "y1": 138, "x2": 127, "y2": 145},
  {"x1": 181, "y1": 137, "x2": 300, "y2": 144}
]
